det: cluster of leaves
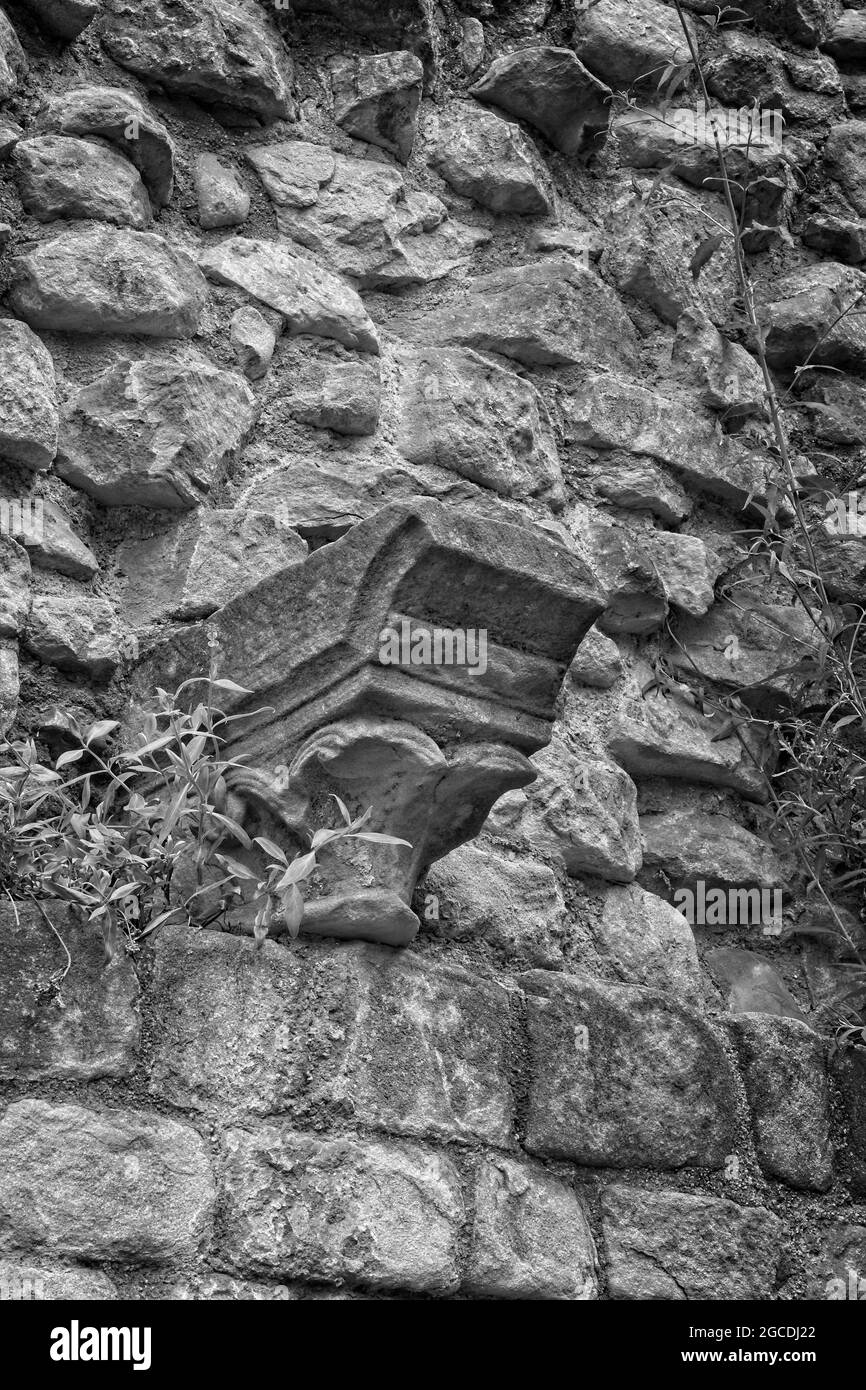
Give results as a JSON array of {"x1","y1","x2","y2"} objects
[{"x1": 0, "y1": 676, "x2": 406, "y2": 987}]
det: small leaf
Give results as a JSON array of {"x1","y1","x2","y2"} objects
[
  {"x1": 663, "y1": 67, "x2": 688, "y2": 109},
  {"x1": 281, "y1": 882, "x2": 304, "y2": 939},
  {"x1": 130, "y1": 733, "x2": 175, "y2": 758},
  {"x1": 138, "y1": 909, "x2": 181, "y2": 937},
  {"x1": 210, "y1": 678, "x2": 253, "y2": 695},
  {"x1": 108, "y1": 881, "x2": 141, "y2": 902},
  {"x1": 55, "y1": 749, "x2": 84, "y2": 769},
  {"x1": 85, "y1": 719, "x2": 120, "y2": 746},
  {"x1": 689, "y1": 233, "x2": 726, "y2": 281},
  {"x1": 275, "y1": 851, "x2": 317, "y2": 889},
  {"x1": 833, "y1": 714, "x2": 861, "y2": 732},
  {"x1": 310, "y1": 826, "x2": 343, "y2": 851},
  {"x1": 215, "y1": 852, "x2": 260, "y2": 884},
  {"x1": 254, "y1": 835, "x2": 289, "y2": 865},
  {"x1": 210, "y1": 812, "x2": 253, "y2": 850},
  {"x1": 352, "y1": 832, "x2": 413, "y2": 847},
  {"x1": 330, "y1": 793, "x2": 353, "y2": 826},
  {"x1": 185, "y1": 733, "x2": 208, "y2": 763}
]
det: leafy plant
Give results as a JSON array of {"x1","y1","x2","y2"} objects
[
  {"x1": 0, "y1": 674, "x2": 409, "y2": 993},
  {"x1": 613, "y1": 2, "x2": 866, "y2": 1042}
]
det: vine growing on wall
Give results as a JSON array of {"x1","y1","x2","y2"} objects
[{"x1": 617, "y1": 0, "x2": 866, "y2": 1042}]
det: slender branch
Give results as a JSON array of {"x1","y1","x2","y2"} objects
[
  {"x1": 28, "y1": 893, "x2": 72, "y2": 990},
  {"x1": 3, "y1": 885, "x2": 19, "y2": 926}
]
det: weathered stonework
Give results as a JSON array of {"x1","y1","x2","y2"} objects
[
  {"x1": 730, "y1": 1016, "x2": 834, "y2": 1192},
  {"x1": 602, "y1": 1186, "x2": 783, "y2": 1300},
  {"x1": 0, "y1": 1101, "x2": 215, "y2": 1263},
  {"x1": 0, "y1": 901, "x2": 139, "y2": 1081},
  {"x1": 148, "y1": 929, "x2": 514, "y2": 1145},
  {"x1": 521, "y1": 971, "x2": 738, "y2": 1170},
  {"x1": 465, "y1": 1156, "x2": 599, "y2": 1300},
  {"x1": 220, "y1": 1126, "x2": 462, "y2": 1294},
  {"x1": 0, "y1": 0, "x2": 861, "y2": 1306},
  {"x1": 136, "y1": 500, "x2": 604, "y2": 945}
]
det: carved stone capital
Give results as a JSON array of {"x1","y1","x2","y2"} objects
[{"x1": 132, "y1": 500, "x2": 605, "y2": 944}]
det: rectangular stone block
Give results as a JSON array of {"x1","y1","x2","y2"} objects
[
  {"x1": 522, "y1": 970, "x2": 737, "y2": 1169},
  {"x1": 602, "y1": 1185, "x2": 783, "y2": 1300},
  {"x1": 0, "y1": 1100, "x2": 214, "y2": 1264},
  {"x1": 220, "y1": 1126, "x2": 462, "y2": 1294},
  {"x1": 149, "y1": 927, "x2": 515, "y2": 1146},
  {"x1": 731, "y1": 1015, "x2": 833, "y2": 1192},
  {"x1": 465, "y1": 1155, "x2": 598, "y2": 1300},
  {"x1": 0, "y1": 900, "x2": 139, "y2": 1080}
]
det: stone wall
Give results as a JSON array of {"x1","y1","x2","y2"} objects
[{"x1": 0, "y1": 0, "x2": 865, "y2": 1300}]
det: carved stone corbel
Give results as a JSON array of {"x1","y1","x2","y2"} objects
[{"x1": 131, "y1": 500, "x2": 605, "y2": 944}]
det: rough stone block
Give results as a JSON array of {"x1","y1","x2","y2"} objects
[
  {"x1": 15, "y1": 134, "x2": 153, "y2": 228},
  {"x1": 0, "y1": 900, "x2": 139, "y2": 1081},
  {"x1": 573, "y1": 0, "x2": 694, "y2": 89},
  {"x1": 24, "y1": 594, "x2": 118, "y2": 681},
  {"x1": 410, "y1": 258, "x2": 638, "y2": 372},
  {"x1": 0, "y1": 319, "x2": 58, "y2": 471},
  {"x1": 593, "y1": 883, "x2": 702, "y2": 1002},
  {"x1": 601, "y1": 1185, "x2": 783, "y2": 1299},
  {"x1": 149, "y1": 928, "x2": 515, "y2": 1145},
  {"x1": 58, "y1": 347, "x2": 255, "y2": 509},
  {"x1": 332, "y1": 50, "x2": 422, "y2": 163},
  {"x1": 465, "y1": 1155, "x2": 598, "y2": 1300},
  {"x1": 427, "y1": 101, "x2": 553, "y2": 215},
  {"x1": 422, "y1": 840, "x2": 567, "y2": 968},
  {"x1": 522, "y1": 970, "x2": 737, "y2": 1168},
  {"x1": 731, "y1": 1015, "x2": 833, "y2": 1192},
  {"x1": 640, "y1": 809, "x2": 784, "y2": 894},
  {"x1": 220, "y1": 1126, "x2": 462, "y2": 1294},
  {"x1": 10, "y1": 227, "x2": 207, "y2": 338},
  {"x1": 103, "y1": 0, "x2": 293, "y2": 121},
  {"x1": 0, "y1": 1100, "x2": 215, "y2": 1263},
  {"x1": 608, "y1": 685, "x2": 769, "y2": 803},
  {"x1": 470, "y1": 45, "x2": 611, "y2": 155},
  {"x1": 706, "y1": 947, "x2": 807, "y2": 1022},
  {"x1": 117, "y1": 509, "x2": 307, "y2": 625},
  {"x1": 394, "y1": 345, "x2": 563, "y2": 505},
  {"x1": 487, "y1": 737, "x2": 642, "y2": 884},
  {"x1": 800, "y1": 1221, "x2": 866, "y2": 1300}
]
